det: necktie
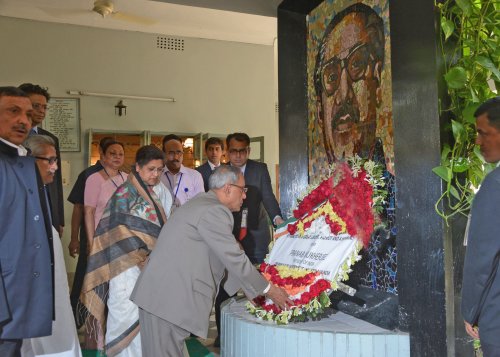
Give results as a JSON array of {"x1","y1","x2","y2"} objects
[
  {"x1": 29, "y1": 128, "x2": 37, "y2": 136},
  {"x1": 239, "y1": 207, "x2": 248, "y2": 241}
]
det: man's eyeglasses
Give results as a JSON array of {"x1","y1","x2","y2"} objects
[
  {"x1": 320, "y1": 43, "x2": 373, "y2": 97},
  {"x1": 32, "y1": 103, "x2": 49, "y2": 111},
  {"x1": 166, "y1": 150, "x2": 183, "y2": 157},
  {"x1": 229, "y1": 184, "x2": 248, "y2": 193},
  {"x1": 228, "y1": 147, "x2": 249, "y2": 156},
  {"x1": 35, "y1": 156, "x2": 58, "y2": 165}
]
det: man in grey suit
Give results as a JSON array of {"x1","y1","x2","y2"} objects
[
  {"x1": 131, "y1": 165, "x2": 292, "y2": 357},
  {"x1": 462, "y1": 97, "x2": 500, "y2": 356}
]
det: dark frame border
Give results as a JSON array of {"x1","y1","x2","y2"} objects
[{"x1": 278, "y1": 0, "x2": 470, "y2": 355}]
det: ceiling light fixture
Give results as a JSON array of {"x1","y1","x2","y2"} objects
[{"x1": 67, "y1": 90, "x2": 175, "y2": 102}]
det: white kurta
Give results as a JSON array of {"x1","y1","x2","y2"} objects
[{"x1": 21, "y1": 227, "x2": 82, "y2": 357}]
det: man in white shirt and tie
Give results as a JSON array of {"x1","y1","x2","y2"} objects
[{"x1": 196, "y1": 137, "x2": 225, "y2": 192}]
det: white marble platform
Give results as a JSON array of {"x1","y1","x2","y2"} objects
[{"x1": 221, "y1": 298, "x2": 409, "y2": 357}]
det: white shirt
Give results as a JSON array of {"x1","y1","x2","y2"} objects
[
  {"x1": 160, "y1": 164, "x2": 204, "y2": 206},
  {"x1": 0, "y1": 138, "x2": 28, "y2": 156},
  {"x1": 229, "y1": 163, "x2": 247, "y2": 175},
  {"x1": 208, "y1": 161, "x2": 220, "y2": 171}
]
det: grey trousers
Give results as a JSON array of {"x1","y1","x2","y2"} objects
[
  {"x1": 138, "y1": 308, "x2": 190, "y2": 357},
  {"x1": 0, "y1": 339, "x2": 22, "y2": 357}
]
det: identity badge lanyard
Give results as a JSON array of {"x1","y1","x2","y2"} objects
[{"x1": 165, "y1": 172, "x2": 183, "y2": 206}]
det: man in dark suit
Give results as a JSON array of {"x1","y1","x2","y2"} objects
[
  {"x1": 226, "y1": 132, "x2": 284, "y2": 261},
  {"x1": 462, "y1": 97, "x2": 500, "y2": 356},
  {"x1": 0, "y1": 86, "x2": 54, "y2": 356},
  {"x1": 196, "y1": 137, "x2": 224, "y2": 192},
  {"x1": 213, "y1": 132, "x2": 284, "y2": 345},
  {"x1": 18, "y1": 83, "x2": 64, "y2": 236}
]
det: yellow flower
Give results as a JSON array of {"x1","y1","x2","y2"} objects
[{"x1": 275, "y1": 265, "x2": 314, "y2": 278}]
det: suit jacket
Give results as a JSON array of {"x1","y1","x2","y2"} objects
[
  {"x1": 233, "y1": 159, "x2": 282, "y2": 263},
  {"x1": 131, "y1": 191, "x2": 268, "y2": 338},
  {"x1": 0, "y1": 141, "x2": 54, "y2": 339},
  {"x1": 196, "y1": 161, "x2": 213, "y2": 192},
  {"x1": 0, "y1": 269, "x2": 8, "y2": 325},
  {"x1": 462, "y1": 166, "x2": 500, "y2": 348},
  {"x1": 37, "y1": 127, "x2": 64, "y2": 229}
]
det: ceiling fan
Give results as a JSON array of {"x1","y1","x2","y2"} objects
[
  {"x1": 93, "y1": 0, "x2": 115, "y2": 17},
  {"x1": 92, "y1": 0, "x2": 156, "y2": 24},
  {"x1": 39, "y1": 0, "x2": 157, "y2": 26}
]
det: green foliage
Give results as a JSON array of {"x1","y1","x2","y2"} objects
[
  {"x1": 445, "y1": 67, "x2": 468, "y2": 88},
  {"x1": 435, "y1": 0, "x2": 499, "y2": 223},
  {"x1": 473, "y1": 338, "x2": 483, "y2": 355}
]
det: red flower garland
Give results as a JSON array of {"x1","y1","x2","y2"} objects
[
  {"x1": 253, "y1": 277, "x2": 331, "y2": 314},
  {"x1": 292, "y1": 177, "x2": 334, "y2": 219},
  {"x1": 260, "y1": 262, "x2": 317, "y2": 287},
  {"x1": 288, "y1": 163, "x2": 374, "y2": 247}
]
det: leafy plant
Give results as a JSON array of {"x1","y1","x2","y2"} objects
[{"x1": 434, "y1": 0, "x2": 499, "y2": 223}]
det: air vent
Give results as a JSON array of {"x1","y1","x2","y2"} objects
[{"x1": 157, "y1": 36, "x2": 184, "y2": 51}]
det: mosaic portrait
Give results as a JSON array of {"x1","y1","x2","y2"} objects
[{"x1": 307, "y1": 0, "x2": 396, "y2": 293}]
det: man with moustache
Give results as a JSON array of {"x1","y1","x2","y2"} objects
[
  {"x1": 196, "y1": 137, "x2": 225, "y2": 192},
  {"x1": 160, "y1": 134, "x2": 204, "y2": 209},
  {"x1": 0, "y1": 86, "x2": 53, "y2": 356},
  {"x1": 462, "y1": 97, "x2": 500, "y2": 356},
  {"x1": 131, "y1": 166, "x2": 292, "y2": 357},
  {"x1": 314, "y1": 3, "x2": 385, "y2": 163},
  {"x1": 19, "y1": 83, "x2": 64, "y2": 236}
]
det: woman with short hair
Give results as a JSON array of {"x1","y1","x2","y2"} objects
[{"x1": 81, "y1": 145, "x2": 169, "y2": 357}]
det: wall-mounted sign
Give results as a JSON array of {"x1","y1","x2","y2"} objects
[{"x1": 44, "y1": 98, "x2": 80, "y2": 152}]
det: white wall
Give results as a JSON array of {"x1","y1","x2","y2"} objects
[{"x1": 0, "y1": 16, "x2": 278, "y2": 272}]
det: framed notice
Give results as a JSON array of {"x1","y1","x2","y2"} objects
[{"x1": 44, "y1": 98, "x2": 81, "y2": 152}]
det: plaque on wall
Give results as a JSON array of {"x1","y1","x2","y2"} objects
[{"x1": 44, "y1": 97, "x2": 81, "y2": 152}]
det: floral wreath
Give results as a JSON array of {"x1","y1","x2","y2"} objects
[{"x1": 246, "y1": 156, "x2": 387, "y2": 324}]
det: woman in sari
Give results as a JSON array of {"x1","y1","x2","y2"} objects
[{"x1": 81, "y1": 145, "x2": 170, "y2": 357}]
